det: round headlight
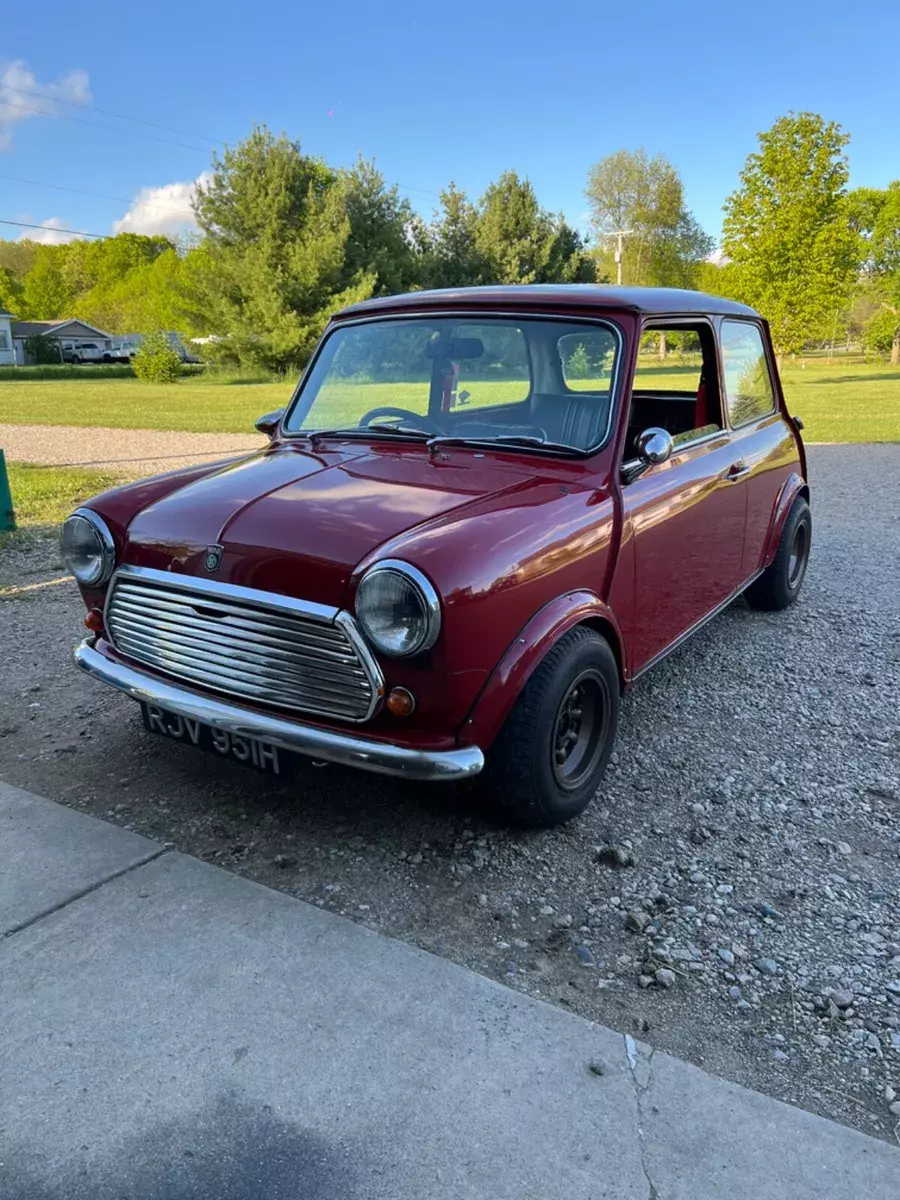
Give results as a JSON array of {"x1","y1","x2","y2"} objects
[
  {"x1": 355, "y1": 561, "x2": 441, "y2": 657},
  {"x1": 60, "y1": 509, "x2": 116, "y2": 586}
]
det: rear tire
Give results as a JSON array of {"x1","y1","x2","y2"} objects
[
  {"x1": 481, "y1": 626, "x2": 619, "y2": 827},
  {"x1": 745, "y1": 496, "x2": 811, "y2": 611}
]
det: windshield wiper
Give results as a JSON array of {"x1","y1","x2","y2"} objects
[
  {"x1": 426, "y1": 433, "x2": 586, "y2": 457},
  {"x1": 304, "y1": 424, "x2": 433, "y2": 446}
]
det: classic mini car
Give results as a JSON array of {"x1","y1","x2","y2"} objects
[{"x1": 63, "y1": 286, "x2": 810, "y2": 826}]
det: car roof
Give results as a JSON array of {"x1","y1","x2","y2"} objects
[{"x1": 337, "y1": 284, "x2": 761, "y2": 320}]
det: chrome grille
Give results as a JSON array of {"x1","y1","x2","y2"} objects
[{"x1": 104, "y1": 566, "x2": 383, "y2": 723}]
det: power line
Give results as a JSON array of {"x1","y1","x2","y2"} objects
[
  {"x1": 0, "y1": 218, "x2": 109, "y2": 240},
  {"x1": 0, "y1": 98, "x2": 212, "y2": 153},
  {"x1": 0, "y1": 172, "x2": 195, "y2": 216},
  {"x1": 0, "y1": 164, "x2": 439, "y2": 214},
  {"x1": 1, "y1": 81, "x2": 225, "y2": 146},
  {"x1": 3, "y1": 91, "x2": 444, "y2": 206}
]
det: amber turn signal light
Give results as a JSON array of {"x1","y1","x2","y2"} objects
[
  {"x1": 84, "y1": 607, "x2": 104, "y2": 633},
  {"x1": 386, "y1": 687, "x2": 416, "y2": 717}
]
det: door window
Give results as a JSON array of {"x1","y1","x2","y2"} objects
[
  {"x1": 721, "y1": 321, "x2": 775, "y2": 426},
  {"x1": 626, "y1": 323, "x2": 723, "y2": 457}
]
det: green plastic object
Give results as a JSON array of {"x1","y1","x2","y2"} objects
[{"x1": 0, "y1": 449, "x2": 15, "y2": 532}]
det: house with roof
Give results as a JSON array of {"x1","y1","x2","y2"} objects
[
  {"x1": 9, "y1": 317, "x2": 113, "y2": 364},
  {"x1": 0, "y1": 309, "x2": 15, "y2": 366}
]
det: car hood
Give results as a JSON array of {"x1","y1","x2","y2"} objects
[{"x1": 122, "y1": 442, "x2": 537, "y2": 605}]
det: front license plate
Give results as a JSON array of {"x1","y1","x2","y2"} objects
[{"x1": 140, "y1": 703, "x2": 289, "y2": 777}]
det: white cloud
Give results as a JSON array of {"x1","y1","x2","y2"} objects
[
  {"x1": 0, "y1": 59, "x2": 91, "y2": 150},
  {"x1": 112, "y1": 172, "x2": 212, "y2": 236},
  {"x1": 18, "y1": 217, "x2": 79, "y2": 245}
]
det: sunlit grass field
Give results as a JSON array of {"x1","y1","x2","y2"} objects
[{"x1": 0, "y1": 462, "x2": 125, "y2": 553}]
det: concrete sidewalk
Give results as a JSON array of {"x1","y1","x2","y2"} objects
[{"x1": 1, "y1": 783, "x2": 897, "y2": 1199}]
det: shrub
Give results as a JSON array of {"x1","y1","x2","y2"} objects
[
  {"x1": 133, "y1": 331, "x2": 182, "y2": 383},
  {"x1": 24, "y1": 335, "x2": 63, "y2": 365}
]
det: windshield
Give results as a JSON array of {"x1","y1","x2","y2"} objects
[{"x1": 284, "y1": 316, "x2": 620, "y2": 454}]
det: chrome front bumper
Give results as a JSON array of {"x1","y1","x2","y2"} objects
[{"x1": 74, "y1": 639, "x2": 484, "y2": 782}]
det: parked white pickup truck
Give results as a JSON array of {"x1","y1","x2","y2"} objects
[{"x1": 103, "y1": 340, "x2": 140, "y2": 363}]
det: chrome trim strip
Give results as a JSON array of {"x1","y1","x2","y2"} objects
[
  {"x1": 103, "y1": 565, "x2": 385, "y2": 723},
  {"x1": 631, "y1": 568, "x2": 765, "y2": 681},
  {"x1": 621, "y1": 427, "x2": 731, "y2": 478},
  {"x1": 110, "y1": 564, "x2": 339, "y2": 623},
  {"x1": 74, "y1": 640, "x2": 484, "y2": 782}
]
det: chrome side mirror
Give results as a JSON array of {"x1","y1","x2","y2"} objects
[
  {"x1": 255, "y1": 408, "x2": 284, "y2": 439},
  {"x1": 636, "y1": 427, "x2": 674, "y2": 466}
]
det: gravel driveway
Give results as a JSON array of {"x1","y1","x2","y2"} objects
[
  {"x1": 0, "y1": 423, "x2": 265, "y2": 476},
  {"x1": 1, "y1": 444, "x2": 898, "y2": 1143}
]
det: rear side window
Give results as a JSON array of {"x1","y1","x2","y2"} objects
[
  {"x1": 450, "y1": 321, "x2": 530, "y2": 411},
  {"x1": 558, "y1": 329, "x2": 616, "y2": 393},
  {"x1": 721, "y1": 321, "x2": 775, "y2": 426}
]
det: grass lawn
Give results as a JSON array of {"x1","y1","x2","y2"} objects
[
  {"x1": 0, "y1": 463, "x2": 123, "y2": 551},
  {"x1": 0, "y1": 359, "x2": 898, "y2": 442}
]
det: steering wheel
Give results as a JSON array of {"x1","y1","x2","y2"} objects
[{"x1": 359, "y1": 407, "x2": 444, "y2": 436}]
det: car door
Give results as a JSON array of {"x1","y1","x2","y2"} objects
[
  {"x1": 718, "y1": 319, "x2": 802, "y2": 578},
  {"x1": 618, "y1": 319, "x2": 748, "y2": 675}
]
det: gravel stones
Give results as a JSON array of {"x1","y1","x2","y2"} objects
[
  {"x1": 3, "y1": 445, "x2": 900, "y2": 1145},
  {"x1": 595, "y1": 843, "x2": 634, "y2": 868},
  {"x1": 754, "y1": 958, "x2": 779, "y2": 977},
  {"x1": 626, "y1": 909, "x2": 651, "y2": 933},
  {"x1": 654, "y1": 968, "x2": 676, "y2": 989},
  {"x1": 0, "y1": 422, "x2": 266, "y2": 476}
]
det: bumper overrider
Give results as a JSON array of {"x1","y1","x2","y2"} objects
[{"x1": 74, "y1": 639, "x2": 485, "y2": 782}]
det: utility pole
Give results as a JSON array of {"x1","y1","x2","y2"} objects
[{"x1": 608, "y1": 230, "x2": 632, "y2": 286}]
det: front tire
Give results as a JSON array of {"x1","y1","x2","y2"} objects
[
  {"x1": 482, "y1": 626, "x2": 619, "y2": 827},
  {"x1": 745, "y1": 496, "x2": 811, "y2": 611}
]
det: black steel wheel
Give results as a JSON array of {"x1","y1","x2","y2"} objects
[
  {"x1": 482, "y1": 626, "x2": 619, "y2": 826},
  {"x1": 745, "y1": 496, "x2": 811, "y2": 611}
]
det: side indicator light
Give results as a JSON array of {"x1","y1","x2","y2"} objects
[{"x1": 386, "y1": 687, "x2": 416, "y2": 717}]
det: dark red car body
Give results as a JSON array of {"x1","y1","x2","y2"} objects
[{"x1": 72, "y1": 286, "x2": 808, "y2": 785}]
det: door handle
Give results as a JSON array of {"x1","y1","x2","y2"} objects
[{"x1": 723, "y1": 461, "x2": 751, "y2": 481}]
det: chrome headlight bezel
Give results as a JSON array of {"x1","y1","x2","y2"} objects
[
  {"x1": 60, "y1": 508, "x2": 116, "y2": 587},
  {"x1": 354, "y1": 560, "x2": 441, "y2": 658}
]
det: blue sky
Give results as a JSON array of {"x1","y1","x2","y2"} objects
[{"x1": 1, "y1": 0, "x2": 898, "y2": 247}]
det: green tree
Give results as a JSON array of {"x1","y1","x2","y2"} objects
[
  {"x1": 0, "y1": 266, "x2": 23, "y2": 314},
  {"x1": 192, "y1": 125, "x2": 374, "y2": 370},
  {"x1": 23, "y1": 334, "x2": 62, "y2": 364},
  {"x1": 849, "y1": 181, "x2": 900, "y2": 363},
  {"x1": 0, "y1": 239, "x2": 38, "y2": 279},
  {"x1": 427, "y1": 183, "x2": 484, "y2": 288},
  {"x1": 475, "y1": 171, "x2": 594, "y2": 285},
  {"x1": 585, "y1": 148, "x2": 712, "y2": 286},
  {"x1": 722, "y1": 112, "x2": 859, "y2": 356},
  {"x1": 339, "y1": 157, "x2": 422, "y2": 294},
  {"x1": 20, "y1": 247, "x2": 72, "y2": 319}
]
